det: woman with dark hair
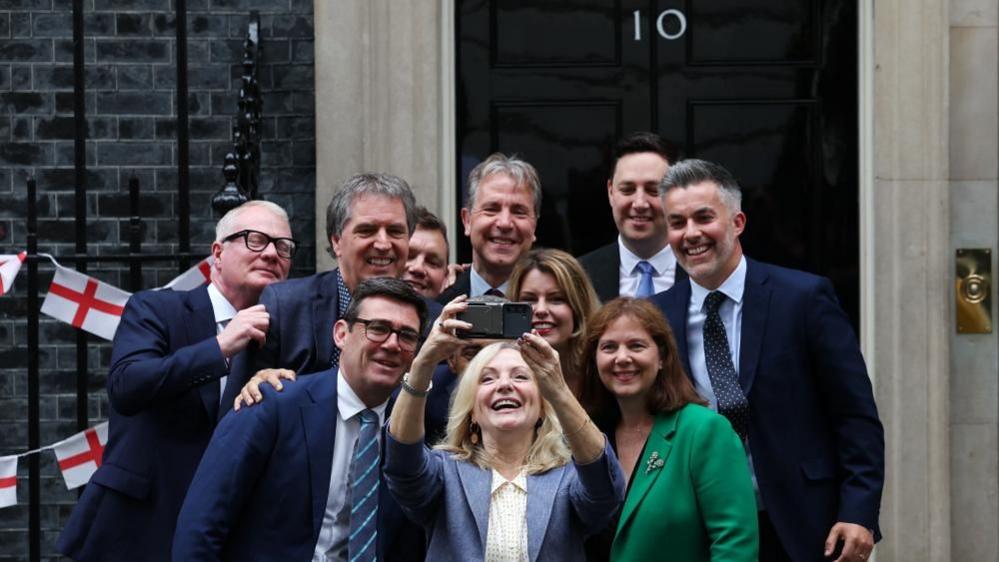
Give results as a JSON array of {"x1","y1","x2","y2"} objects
[
  {"x1": 507, "y1": 248, "x2": 600, "y2": 396},
  {"x1": 581, "y1": 297, "x2": 758, "y2": 562}
]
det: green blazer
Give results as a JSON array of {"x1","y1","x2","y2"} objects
[{"x1": 611, "y1": 404, "x2": 759, "y2": 562}]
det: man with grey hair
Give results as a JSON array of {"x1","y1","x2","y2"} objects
[
  {"x1": 650, "y1": 159, "x2": 884, "y2": 562},
  {"x1": 231, "y1": 173, "x2": 441, "y2": 406},
  {"x1": 58, "y1": 200, "x2": 295, "y2": 562},
  {"x1": 436, "y1": 152, "x2": 541, "y2": 303}
]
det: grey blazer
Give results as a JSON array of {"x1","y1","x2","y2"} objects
[{"x1": 384, "y1": 434, "x2": 625, "y2": 562}]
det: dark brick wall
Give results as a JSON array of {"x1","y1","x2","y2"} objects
[{"x1": 0, "y1": 0, "x2": 315, "y2": 559}]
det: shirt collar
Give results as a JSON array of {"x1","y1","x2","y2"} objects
[
  {"x1": 690, "y1": 255, "x2": 747, "y2": 311},
  {"x1": 469, "y1": 266, "x2": 509, "y2": 297},
  {"x1": 617, "y1": 236, "x2": 676, "y2": 275},
  {"x1": 490, "y1": 469, "x2": 528, "y2": 494},
  {"x1": 207, "y1": 282, "x2": 238, "y2": 324},
  {"x1": 336, "y1": 369, "x2": 388, "y2": 424}
]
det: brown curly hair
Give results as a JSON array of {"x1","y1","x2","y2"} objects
[{"x1": 579, "y1": 298, "x2": 706, "y2": 422}]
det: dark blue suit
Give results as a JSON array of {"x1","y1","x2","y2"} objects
[
  {"x1": 172, "y1": 369, "x2": 417, "y2": 561},
  {"x1": 650, "y1": 258, "x2": 884, "y2": 562},
  {"x1": 227, "y1": 269, "x2": 441, "y2": 411},
  {"x1": 58, "y1": 286, "x2": 230, "y2": 562}
]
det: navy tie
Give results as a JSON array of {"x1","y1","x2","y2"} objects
[
  {"x1": 485, "y1": 288, "x2": 504, "y2": 298},
  {"x1": 348, "y1": 409, "x2": 380, "y2": 562},
  {"x1": 635, "y1": 261, "x2": 656, "y2": 298},
  {"x1": 703, "y1": 291, "x2": 750, "y2": 440}
]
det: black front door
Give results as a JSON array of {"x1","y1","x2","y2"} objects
[{"x1": 456, "y1": 0, "x2": 859, "y2": 328}]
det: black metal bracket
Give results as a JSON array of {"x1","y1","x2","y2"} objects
[{"x1": 212, "y1": 11, "x2": 263, "y2": 216}]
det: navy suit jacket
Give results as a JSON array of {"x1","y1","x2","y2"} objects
[
  {"x1": 228, "y1": 268, "x2": 442, "y2": 412},
  {"x1": 436, "y1": 269, "x2": 471, "y2": 304},
  {"x1": 650, "y1": 258, "x2": 884, "y2": 561},
  {"x1": 58, "y1": 286, "x2": 231, "y2": 562},
  {"x1": 578, "y1": 241, "x2": 687, "y2": 302},
  {"x1": 172, "y1": 368, "x2": 420, "y2": 562}
]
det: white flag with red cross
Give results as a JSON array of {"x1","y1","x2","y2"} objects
[
  {"x1": 0, "y1": 251, "x2": 26, "y2": 297},
  {"x1": 41, "y1": 265, "x2": 131, "y2": 341},
  {"x1": 163, "y1": 255, "x2": 214, "y2": 291},
  {"x1": 0, "y1": 456, "x2": 16, "y2": 508},
  {"x1": 52, "y1": 422, "x2": 108, "y2": 490}
]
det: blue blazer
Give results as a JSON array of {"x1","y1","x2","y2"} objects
[
  {"x1": 172, "y1": 368, "x2": 420, "y2": 562},
  {"x1": 650, "y1": 258, "x2": 885, "y2": 561},
  {"x1": 58, "y1": 286, "x2": 231, "y2": 562},
  {"x1": 227, "y1": 269, "x2": 442, "y2": 413},
  {"x1": 384, "y1": 434, "x2": 626, "y2": 562}
]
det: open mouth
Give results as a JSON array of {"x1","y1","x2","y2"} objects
[
  {"x1": 683, "y1": 243, "x2": 711, "y2": 257},
  {"x1": 367, "y1": 256, "x2": 394, "y2": 267},
  {"x1": 491, "y1": 398, "x2": 522, "y2": 411},
  {"x1": 488, "y1": 237, "x2": 517, "y2": 247},
  {"x1": 612, "y1": 370, "x2": 640, "y2": 382},
  {"x1": 532, "y1": 321, "x2": 555, "y2": 336}
]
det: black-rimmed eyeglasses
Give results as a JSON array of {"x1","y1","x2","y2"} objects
[
  {"x1": 353, "y1": 318, "x2": 421, "y2": 351},
  {"x1": 222, "y1": 229, "x2": 298, "y2": 259}
]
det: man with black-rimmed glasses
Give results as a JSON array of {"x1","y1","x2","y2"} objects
[
  {"x1": 58, "y1": 200, "x2": 295, "y2": 562},
  {"x1": 173, "y1": 278, "x2": 428, "y2": 562}
]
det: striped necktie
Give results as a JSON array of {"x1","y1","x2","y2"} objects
[{"x1": 348, "y1": 409, "x2": 380, "y2": 562}]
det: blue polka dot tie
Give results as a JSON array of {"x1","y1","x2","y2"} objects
[
  {"x1": 703, "y1": 291, "x2": 750, "y2": 440},
  {"x1": 635, "y1": 261, "x2": 656, "y2": 298},
  {"x1": 348, "y1": 409, "x2": 379, "y2": 562}
]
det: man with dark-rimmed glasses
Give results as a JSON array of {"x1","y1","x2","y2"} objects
[
  {"x1": 174, "y1": 277, "x2": 428, "y2": 562},
  {"x1": 58, "y1": 200, "x2": 295, "y2": 562}
]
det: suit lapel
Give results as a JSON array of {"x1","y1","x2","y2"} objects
[
  {"x1": 186, "y1": 286, "x2": 221, "y2": 421},
  {"x1": 312, "y1": 269, "x2": 340, "y2": 371},
  {"x1": 738, "y1": 259, "x2": 771, "y2": 395},
  {"x1": 526, "y1": 466, "x2": 567, "y2": 562},
  {"x1": 456, "y1": 460, "x2": 491, "y2": 547},
  {"x1": 301, "y1": 374, "x2": 338, "y2": 539},
  {"x1": 592, "y1": 243, "x2": 621, "y2": 302},
  {"x1": 616, "y1": 412, "x2": 677, "y2": 533},
  {"x1": 661, "y1": 281, "x2": 693, "y2": 376}
]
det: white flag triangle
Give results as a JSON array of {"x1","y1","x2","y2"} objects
[
  {"x1": 0, "y1": 456, "x2": 16, "y2": 509},
  {"x1": 41, "y1": 266, "x2": 132, "y2": 341},
  {"x1": 52, "y1": 422, "x2": 108, "y2": 490},
  {"x1": 0, "y1": 251, "x2": 26, "y2": 297},
  {"x1": 163, "y1": 256, "x2": 214, "y2": 291}
]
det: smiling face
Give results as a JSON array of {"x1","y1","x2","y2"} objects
[
  {"x1": 212, "y1": 205, "x2": 293, "y2": 307},
  {"x1": 595, "y1": 314, "x2": 663, "y2": 401},
  {"x1": 461, "y1": 173, "x2": 537, "y2": 281},
  {"x1": 472, "y1": 348, "x2": 541, "y2": 439},
  {"x1": 331, "y1": 194, "x2": 410, "y2": 292},
  {"x1": 518, "y1": 269, "x2": 574, "y2": 350},
  {"x1": 334, "y1": 295, "x2": 420, "y2": 406},
  {"x1": 664, "y1": 181, "x2": 745, "y2": 290},
  {"x1": 608, "y1": 152, "x2": 670, "y2": 257},
  {"x1": 402, "y1": 227, "x2": 448, "y2": 299}
]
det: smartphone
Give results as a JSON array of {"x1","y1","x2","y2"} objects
[{"x1": 456, "y1": 301, "x2": 532, "y2": 339}]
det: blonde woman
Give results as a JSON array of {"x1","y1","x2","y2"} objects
[
  {"x1": 385, "y1": 297, "x2": 625, "y2": 561},
  {"x1": 507, "y1": 248, "x2": 601, "y2": 396}
]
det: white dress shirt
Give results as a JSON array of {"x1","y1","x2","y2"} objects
[
  {"x1": 206, "y1": 283, "x2": 237, "y2": 400},
  {"x1": 618, "y1": 237, "x2": 677, "y2": 297},
  {"x1": 313, "y1": 371, "x2": 389, "y2": 562},
  {"x1": 484, "y1": 470, "x2": 529, "y2": 562},
  {"x1": 470, "y1": 266, "x2": 509, "y2": 297},
  {"x1": 684, "y1": 256, "x2": 762, "y2": 505}
]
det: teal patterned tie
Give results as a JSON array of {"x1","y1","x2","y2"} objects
[{"x1": 348, "y1": 409, "x2": 379, "y2": 562}]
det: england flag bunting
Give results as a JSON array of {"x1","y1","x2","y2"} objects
[
  {"x1": 41, "y1": 264, "x2": 131, "y2": 341},
  {"x1": 52, "y1": 422, "x2": 108, "y2": 490},
  {"x1": 163, "y1": 255, "x2": 214, "y2": 291},
  {"x1": 0, "y1": 456, "x2": 16, "y2": 508},
  {"x1": 0, "y1": 252, "x2": 26, "y2": 296}
]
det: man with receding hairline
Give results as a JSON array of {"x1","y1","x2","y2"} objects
[{"x1": 58, "y1": 200, "x2": 295, "y2": 562}]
